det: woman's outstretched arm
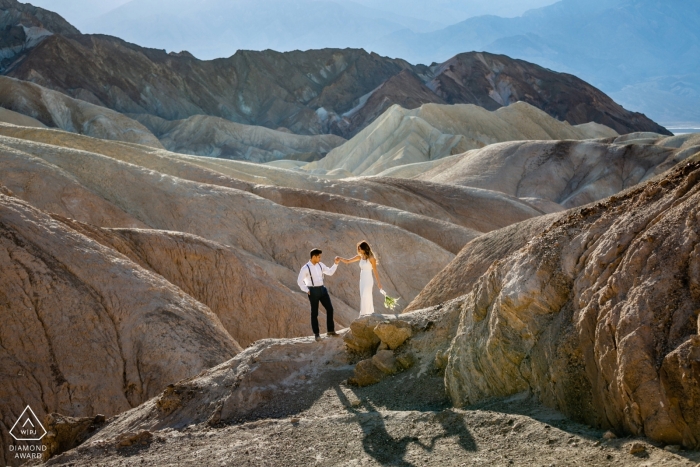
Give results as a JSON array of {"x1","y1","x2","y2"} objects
[
  {"x1": 337, "y1": 255, "x2": 361, "y2": 264},
  {"x1": 369, "y1": 257, "x2": 382, "y2": 290}
]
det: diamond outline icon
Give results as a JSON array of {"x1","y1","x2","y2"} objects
[{"x1": 9, "y1": 406, "x2": 47, "y2": 441}]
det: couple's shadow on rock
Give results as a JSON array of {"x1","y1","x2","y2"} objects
[{"x1": 334, "y1": 386, "x2": 476, "y2": 466}]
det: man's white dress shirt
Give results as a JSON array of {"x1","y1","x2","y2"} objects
[{"x1": 297, "y1": 261, "x2": 337, "y2": 293}]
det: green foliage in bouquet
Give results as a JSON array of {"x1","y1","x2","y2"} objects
[{"x1": 383, "y1": 294, "x2": 400, "y2": 311}]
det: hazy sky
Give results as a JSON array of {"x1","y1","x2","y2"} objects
[{"x1": 28, "y1": 0, "x2": 559, "y2": 30}]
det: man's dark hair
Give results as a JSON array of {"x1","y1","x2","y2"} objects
[{"x1": 310, "y1": 248, "x2": 323, "y2": 259}]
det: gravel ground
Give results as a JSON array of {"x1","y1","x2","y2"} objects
[{"x1": 47, "y1": 366, "x2": 700, "y2": 467}]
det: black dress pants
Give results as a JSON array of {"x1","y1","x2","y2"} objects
[{"x1": 308, "y1": 286, "x2": 335, "y2": 335}]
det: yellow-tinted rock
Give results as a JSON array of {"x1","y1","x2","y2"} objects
[
  {"x1": 348, "y1": 359, "x2": 386, "y2": 387},
  {"x1": 372, "y1": 350, "x2": 399, "y2": 375},
  {"x1": 374, "y1": 321, "x2": 413, "y2": 350},
  {"x1": 344, "y1": 315, "x2": 384, "y2": 352}
]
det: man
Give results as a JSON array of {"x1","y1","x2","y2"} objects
[{"x1": 297, "y1": 248, "x2": 341, "y2": 341}]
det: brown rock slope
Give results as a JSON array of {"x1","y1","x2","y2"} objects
[
  {"x1": 0, "y1": 194, "x2": 241, "y2": 466},
  {"x1": 332, "y1": 69, "x2": 446, "y2": 137},
  {"x1": 0, "y1": 1, "x2": 667, "y2": 138},
  {"x1": 0, "y1": 0, "x2": 78, "y2": 70},
  {"x1": 445, "y1": 155, "x2": 700, "y2": 447},
  {"x1": 0, "y1": 76, "x2": 163, "y2": 148}
]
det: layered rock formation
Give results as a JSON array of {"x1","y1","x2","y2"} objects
[
  {"x1": 0, "y1": 131, "x2": 455, "y2": 319},
  {"x1": 412, "y1": 135, "x2": 694, "y2": 207},
  {"x1": 0, "y1": 123, "x2": 550, "y2": 255},
  {"x1": 0, "y1": 76, "x2": 163, "y2": 148},
  {"x1": 444, "y1": 155, "x2": 700, "y2": 447},
  {"x1": 132, "y1": 113, "x2": 345, "y2": 162},
  {"x1": 0, "y1": 193, "x2": 242, "y2": 466},
  {"x1": 306, "y1": 101, "x2": 618, "y2": 176},
  {"x1": 0, "y1": 1, "x2": 668, "y2": 138}
]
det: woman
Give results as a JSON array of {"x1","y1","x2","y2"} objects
[{"x1": 338, "y1": 241, "x2": 384, "y2": 316}]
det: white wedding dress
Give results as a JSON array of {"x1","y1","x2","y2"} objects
[{"x1": 359, "y1": 259, "x2": 374, "y2": 316}]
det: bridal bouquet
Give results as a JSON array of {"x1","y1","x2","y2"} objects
[{"x1": 380, "y1": 289, "x2": 400, "y2": 311}]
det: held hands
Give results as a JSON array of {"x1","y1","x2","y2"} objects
[{"x1": 334, "y1": 256, "x2": 341, "y2": 264}]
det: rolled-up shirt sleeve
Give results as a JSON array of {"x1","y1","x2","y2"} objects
[
  {"x1": 322, "y1": 262, "x2": 338, "y2": 276},
  {"x1": 297, "y1": 267, "x2": 309, "y2": 293}
]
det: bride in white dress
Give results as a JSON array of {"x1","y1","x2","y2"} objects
[{"x1": 337, "y1": 241, "x2": 384, "y2": 316}]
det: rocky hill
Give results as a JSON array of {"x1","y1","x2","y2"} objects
[
  {"x1": 412, "y1": 133, "x2": 700, "y2": 207},
  {"x1": 444, "y1": 153, "x2": 700, "y2": 448},
  {"x1": 0, "y1": 0, "x2": 669, "y2": 139},
  {"x1": 0, "y1": 0, "x2": 78, "y2": 70},
  {"x1": 305, "y1": 101, "x2": 619, "y2": 176}
]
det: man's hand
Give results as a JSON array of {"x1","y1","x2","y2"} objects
[{"x1": 334, "y1": 256, "x2": 341, "y2": 264}]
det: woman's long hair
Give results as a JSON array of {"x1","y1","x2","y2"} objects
[{"x1": 357, "y1": 240, "x2": 376, "y2": 260}]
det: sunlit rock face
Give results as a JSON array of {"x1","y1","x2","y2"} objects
[{"x1": 445, "y1": 156, "x2": 700, "y2": 448}]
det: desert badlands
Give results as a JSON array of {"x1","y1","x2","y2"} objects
[{"x1": 1, "y1": 0, "x2": 700, "y2": 466}]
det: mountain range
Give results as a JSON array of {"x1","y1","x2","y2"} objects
[
  {"x1": 375, "y1": 0, "x2": 700, "y2": 126},
  {"x1": 35, "y1": 0, "x2": 559, "y2": 58},
  {"x1": 46, "y1": 0, "x2": 700, "y2": 127},
  {"x1": 0, "y1": 0, "x2": 669, "y2": 140}
]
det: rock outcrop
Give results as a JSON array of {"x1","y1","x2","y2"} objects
[
  {"x1": 0, "y1": 76, "x2": 162, "y2": 148},
  {"x1": 133, "y1": 113, "x2": 345, "y2": 162},
  {"x1": 306, "y1": 102, "x2": 618, "y2": 176},
  {"x1": 406, "y1": 214, "x2": 561, "y2": 311},
  {"x1": 42, "y1": 413, "x2": 106, "y2": 461},
  {"x1": 0, "y1": 194, "x2": 241, "y2": 466},
  {"x1": 445, "y1": 155, "x2": 700, "y2": 448}
]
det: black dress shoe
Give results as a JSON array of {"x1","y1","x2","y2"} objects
[{"x1": 314, "y1": 334, "x2": 321, "y2": 341}]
